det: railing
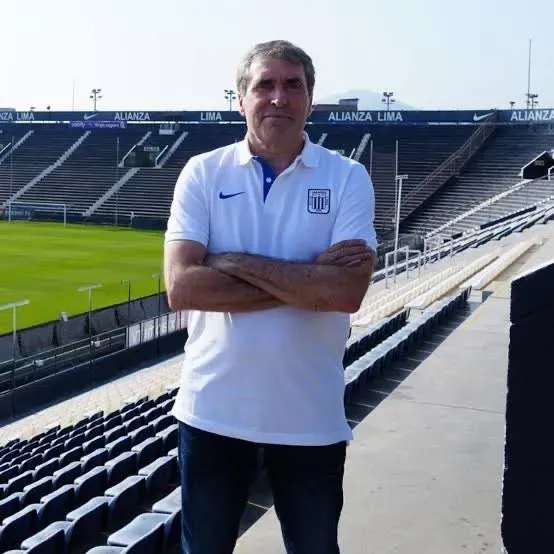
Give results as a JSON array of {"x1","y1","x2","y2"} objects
[
  {"x1": 382, "y1": 114, "x2": 499, "y2": 229},
  {"x1": 0, "y1": 310, "x2": 187, "y2": 394}
]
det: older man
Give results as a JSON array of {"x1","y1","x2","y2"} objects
[{"x1": 164, "y1": 39, "x2": 377, "y2": 554}]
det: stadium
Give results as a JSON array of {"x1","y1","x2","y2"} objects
[{"x1": 0, "y1": 99, "x2": 553, "y2": 554}]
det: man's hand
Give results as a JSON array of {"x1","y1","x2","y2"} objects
[{"x1": 315, "y1": 240, "x2": 375, "y2": 267}]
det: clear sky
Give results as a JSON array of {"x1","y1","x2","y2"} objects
[{"x1": 1, "y1": 0, "x2": 553, "y2": 112}]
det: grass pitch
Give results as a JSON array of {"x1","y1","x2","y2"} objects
[{"x1": 0, "y1": 221, "x2": 166, "y2": 335}]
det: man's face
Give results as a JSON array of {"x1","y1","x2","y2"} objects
[{"x1": 238, "y1": 56, "x2": 312, "y2": 145}]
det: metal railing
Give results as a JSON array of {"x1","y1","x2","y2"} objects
[{"x1": 0, "y1": 310, "x2": 187, "y2": 394}]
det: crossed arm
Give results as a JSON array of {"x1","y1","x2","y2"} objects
[{"x1": 164, "y1": 239, "x2": 375, "y2": 314}]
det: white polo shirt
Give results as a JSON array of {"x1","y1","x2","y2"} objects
[{"x1": 165, "y1": 131, "x2": 377, "y2": 446}]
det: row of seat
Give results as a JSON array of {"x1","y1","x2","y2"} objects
[
  {"x1": 0, "y1": 397, "x2": 179, "y2": 551},
  {"x1": 344, "y1": 288, "x2": 471, "y2": 404},
  {"x1": 344, "y1": 309, "x2": 409, "y2": 367},
  {"x1": 0, "y1": 388, "x2": 177, "y2": 461}
]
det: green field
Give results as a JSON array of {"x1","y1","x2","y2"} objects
[{"x1": 0, "y1": 221, "x2": 167, "y2": 334}]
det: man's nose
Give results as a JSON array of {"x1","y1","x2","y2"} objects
[{"x1": 270, "y1": 86, "x2": 289, "y2": 107}]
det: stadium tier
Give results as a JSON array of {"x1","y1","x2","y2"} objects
[
  {"x1": 1, "y1": 115, "x2": 553, "y2": 237},
  {"x1": 403, "y1": 125, "x2": 554, "y2": 236}
]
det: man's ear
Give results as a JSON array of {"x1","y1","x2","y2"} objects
[{"x1": 238, "y1": 93, "x2": 246, "y2": 117}]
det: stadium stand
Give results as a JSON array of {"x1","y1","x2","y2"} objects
[
  {"x1": 404, "y1": 126, "x2": 554, "y2": 235},
  {"x1": 92, "y1": 124, "x2": 246, "y2": 225},
  {"x1": 1, "y1": 120, "x2": 552, "y2": 241},
  {"x1": 16, "y1": 128, "x2": 147, "y2": 216},
  {"x1": 0, "y1": 285, "x2": 473, "y2": 553},
  {"x1": 0, "y1": 126, "x2": 83, "y2": 205}
]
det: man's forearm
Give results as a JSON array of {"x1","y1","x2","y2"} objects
[
  {"x1": 167, "y1": 264, "x2": 283, "y2": 313},
  {"x1": 211, "y1": 254, "x2": 373, "y2": 313}
]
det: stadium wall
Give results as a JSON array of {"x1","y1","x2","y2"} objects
[
  {"x1": 0, "y1": 292, "x2": 170, "y2": 361},
  {"x1": 0, "y1": 325, "x2": 187, "y2": 424},
  {"x1": 502, "y1": 257, "x2": 554, "y2": 553}
]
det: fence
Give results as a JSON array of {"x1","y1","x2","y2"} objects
[{"x1": 0, "y1": 307, "x2": 188, "y2": 423}]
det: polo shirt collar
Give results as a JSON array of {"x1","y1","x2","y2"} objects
[{"x1": 236, "y1": 131, "x2": 320, "y2": 168}]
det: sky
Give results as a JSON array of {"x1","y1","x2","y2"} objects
[{"x1": 1, "y1": 0, "x2": 553, "y2": 113}]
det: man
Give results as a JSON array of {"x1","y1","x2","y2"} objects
[{"x1": 164, "y1": 40, "x2": 377, "y2": 554}]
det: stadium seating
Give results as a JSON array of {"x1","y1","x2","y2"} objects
[
  {"x1": 17, "y1": 128, "x2": 148, "y2": 216},
  {"x1": 0, "y1": 284, "x2": 478, "y2": 553},
  {"x1": 1, "y1": 122, "x2": 551, "y2": 240},
  {"x1": 0, "y1": 125, "x2": 84, "y2": 206},
  {"x1": 93, "y1": 124, "x2": 246, "y2": 223},
  {"x1": 404, "y1": 126, "x2": 554, "y2": 235}
]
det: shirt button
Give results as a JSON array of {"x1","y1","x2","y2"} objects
[{"x1": 265, "y1": 177, "x2": 272, "y2": 183}]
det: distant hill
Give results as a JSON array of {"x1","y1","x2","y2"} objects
[{"x1": 315, "y1": 89, "x2": 417, "y2": 111}]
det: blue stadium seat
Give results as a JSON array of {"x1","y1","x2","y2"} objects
[
  {"x1": 52, "y1": 462, "x2": 83, "y2": 490},
  {"x1": 142, "y1": 407, "x2": 163, "y2": 425},
  {"x1": 42, "y1": 444, "x2": 63, "y2": 464},
  {"x1": 65, "y1": 432, "x2": 87, "y2": 451},
  {"x1": 0, "y1": 493, "x2": 23, "y2": 522},
  {"x1": 59, "y1": 446, "x2": 84, "y2": 467},
  {"x1": 0, "y1": 504, "x2": 40, "y2": 551},
  {"x1": 121, "y1": 408, "x2": 139, "y2": 423},
  {"x1": 75, "y1": 466, "x2": 108, "y2": 505},
  {"x1": 129, "y1": 425, "x2": 154, "y2": 447},
  {"x1": 106, "y1": 436, "x2": 131, "y2": 460},
  {"x1": 0, "y1": 466, "x2": 19, "y2": 484},
  {"x1": 105, "y1": 475, "x2": 146, "y2": 531},
  {"x1": 83, "y1": 435, "x2": 106, "y2": 456},
  {"x1": 138, "y1": 456, "x2": 177, "y2": 502},
  {"x1": 132, "y1": 436, "x2": 163, "y2": 469},
  {"x1": 105, "y1": 426, "x2": 126, "y2": 445},
  {"x1": 5, "y1": 470, "x2": 34, "y2": 497},
  {"x1": 123, "y1": 416, "x2": 143, "y2": 434},
  {"x1": 103, "y1": 416, "x2": 123, "y2": 433},
  {"x1": 105, "y1": 451, "x2": 137, "y2": 487},
  {"x1": 84, "y1": 425, "x2": 104, "y2": 442},
  {"x1": 33, "y1": 458, "x2": 59, "y2": 481},
  {"x1": 151, "y1": 414, "x2": 173, "y2": 434},
  {"x1": 51, "y1": 496, "x2": 108, "y2": 551},
  {"x1": 39, "y1": 484, "x2": 76, "y2": 526},
  {"x1": 152, "y1": 487, "x2": 180, "y2": 515},
  {"x1": 22, "y1": 476, "x2": 53, "y2": 505},
  {"x1": 156, "y1": 424, "x2": 178, "y2": 452},
  {"x1": 20, "y1": 525, "x2": 66, "y2": 554},
  {"x1": 134, "y1": 401, "x2": 152, "y2": 417},
  {"x1": 82, "y1": 447, "x2": 108, "y2": 473},
  {"x1": 29, "y1": 444, "x2": 49, "y2": 458},
  {"x1": 107, "y1": 514, "x2": 166, "y2": 552}
]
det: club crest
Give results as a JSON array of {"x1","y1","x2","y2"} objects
[{"x1": 307, "y1": 189, "x2": 331, "y2": 214}]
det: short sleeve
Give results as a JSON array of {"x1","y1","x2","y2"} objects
[
  {"x1": 330, "y1": 162, "x2": 378, "y2": 253},
  {"x1": 164, "y1": 157, "x2": 209, "y2": 246}
]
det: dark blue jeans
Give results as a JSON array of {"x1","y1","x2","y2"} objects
[{"x1": 178, "y1": 421, "x2": 347, "y2": 554}]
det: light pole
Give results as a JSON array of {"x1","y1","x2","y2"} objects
[
  {"x1": 393, "y1": 174, "x2": 409, "y2": 284},
  {"x1": 382, "y1": 91, "x2": 395, "y2": 111},
  {"x1": 0, "y1": 299, "x2": 29, "y2": 416},
  {"x1": 90, "y1": 88, "x2": 102, "y2": 111},
  {"x1": 78, "y1": 283, "x2": 102, "y2": 381},
  {"x1": 224, "y1": 89, "x2": 236, "y2": 111}
]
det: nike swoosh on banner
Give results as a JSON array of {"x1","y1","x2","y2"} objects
[
  {"x1": 473, "y1": 112, "x2": 493, "y2": 122},
  {"x1": 219, "y1": 191, "x2": 245, "y2": 200},
  {"x1": 84, "y1": 113, "x2": 99, "y2": 120}
]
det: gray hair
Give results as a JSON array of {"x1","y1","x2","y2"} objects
[{"x1": 236, "y1": 40, "x2": 315, "y2": 99}]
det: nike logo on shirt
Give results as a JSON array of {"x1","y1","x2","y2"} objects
[{"x1": 219, "y1": 191, "x2": 245, "y2": 200}]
